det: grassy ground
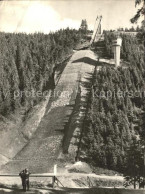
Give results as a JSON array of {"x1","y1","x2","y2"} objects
[{"x1": 0, "y1": 187, "x2": 145, "y2": 194}]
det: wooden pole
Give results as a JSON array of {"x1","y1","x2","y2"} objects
[{"x1": 52, "y1": 176, "x2": 56, "y2": 188}]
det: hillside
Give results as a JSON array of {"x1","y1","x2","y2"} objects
[
  {"x1": 0, "y1": 49, "x2": 98, "y2": 173},
  {"x1": 0, "y1": 29, "x2": 81, "y2": 116},
  {"x1": 0, "y1": 29, "x2": 82, "y2": 169},
  {"x1": 80, "y1": 32, "x2": 145, "y2": 177},
  {"x1": 0, "y1": 28, "x2": 144, "y2": 192}
]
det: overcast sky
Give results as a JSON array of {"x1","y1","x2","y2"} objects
[{"x1": 0, "y1": 0, "x2": 143, "y2": 33}]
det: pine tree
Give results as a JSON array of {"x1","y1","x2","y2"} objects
[{"x1": 125, "y1": 138, "x2": 143, "y2": 189}]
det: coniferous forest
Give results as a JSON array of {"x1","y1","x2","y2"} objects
[
  {"x1": 0, "y1": 29, "x2": 82, "y2": 116},
  {"x1": 82, "y1": 32, "x2": 145, "y2": 179},
  {"x1": 0, "y1": 16, "x2": 144, "y2": 187}
]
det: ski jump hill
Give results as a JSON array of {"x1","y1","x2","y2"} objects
[{"x1": 0, "y1": 49, "x2": 98, "y2": 174}]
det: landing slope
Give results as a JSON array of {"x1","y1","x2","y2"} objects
[{"x1": 1, "y1": 50, "x2": 98, "y2": 173}]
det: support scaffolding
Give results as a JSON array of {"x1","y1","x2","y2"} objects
[{"x1": 90, "y1": 15, "x2": 102, "y2": 45}]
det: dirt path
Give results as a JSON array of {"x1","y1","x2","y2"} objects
[
  {"x1": 0, "y1": 187, "x2": 145, "y2": 194},
  {"x1": 0, "y1": 50, "x2": 98, "y2": 174}
]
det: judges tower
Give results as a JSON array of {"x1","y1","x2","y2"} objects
[{"x1": 112, "y1": 37, "x2": 122, "y2": 67}]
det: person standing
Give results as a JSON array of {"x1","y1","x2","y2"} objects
[
  {"x1": 19, "y1": 168, "x2": 31, "y2": 191},
  {"x1": 24, "y1": 168, "x2": 31, "y2": 191},
  {"x1": 19, "y1": 170, "x2": 26, "y2": 191}
]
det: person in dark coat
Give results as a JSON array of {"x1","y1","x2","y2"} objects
[
  {"x1": 24, "y1": 168, "x2": 31, "y2": 191},
  {"x1": 19, "y1": 170, "x2": 26, "y2": 191},
  {"x1": 19, "y1": 168, "x2": 31, "y2": 191}
]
